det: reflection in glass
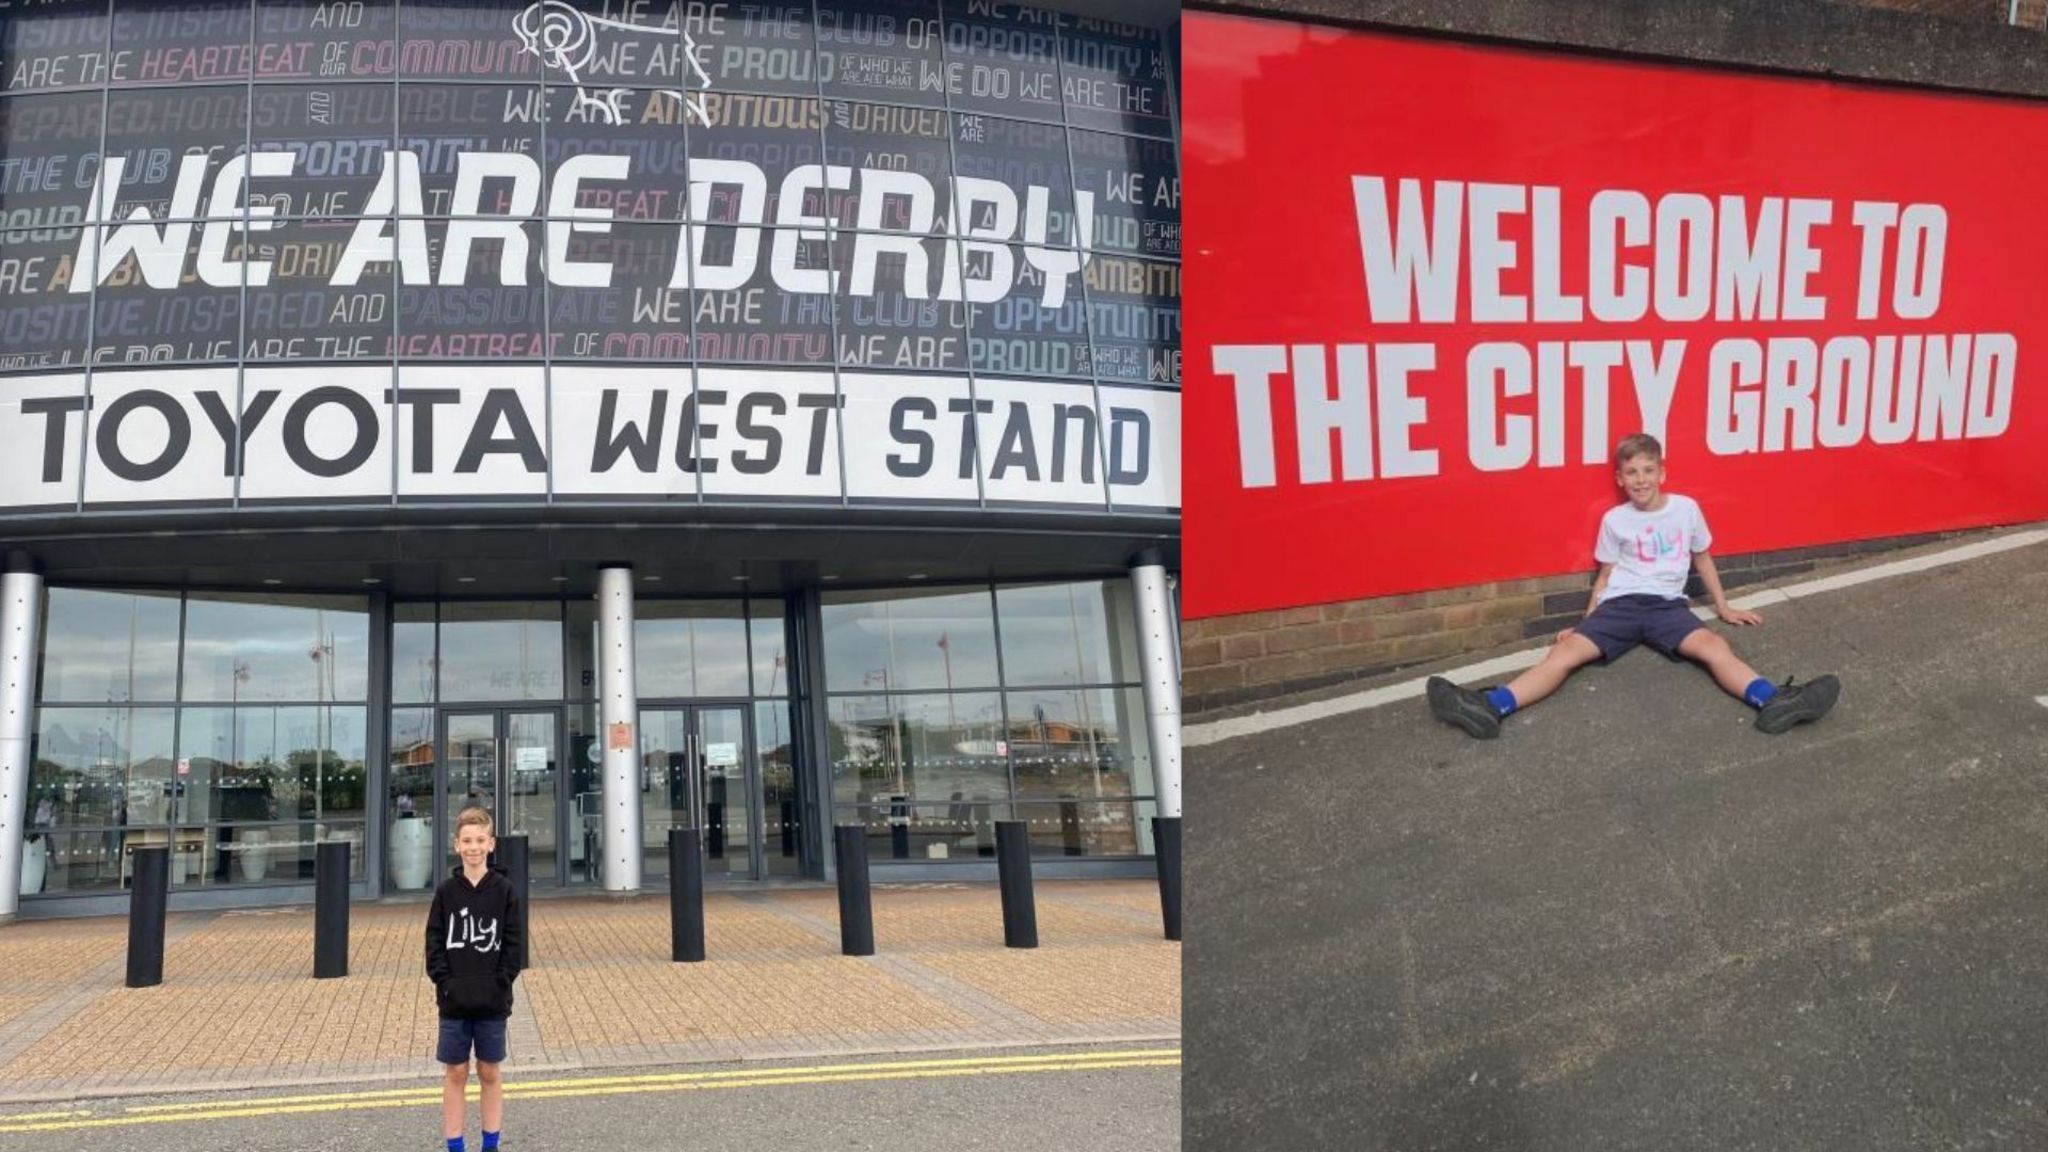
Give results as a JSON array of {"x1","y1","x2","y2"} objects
[
  {"x1": 1004, "y1": 687, "x2": 1148, "y2": 801},
  {"x1": 637, "y1": 601, "x2": 749, "y2": 698},
  {"x1": 996, "y1": 580, "x2": 1139, "y2": 686},
  {"x1": 756, "y1": 700, "x2": 802, "y2": 875},
  {"x1": 638, "y1": 708, "x2": 689, "y2": 881},
  {"x1": 389, "y1": 707, "x2": 437, "y2": 890},
  {"x1": 393, "y1": 603, "x2": 437, "y2": 704},
  {"x1": 749, "y1": 601, "x2": 788, "y2": 697},
  {"x1": 439, "y1": 602, "x2": 564, "y2": 701},
  {"x1": 183, "y1": 594, "x2": 371, "y2": 703},
  {"x1": 832, "y1": 801, "x2": 997, "y2": 862},
  {"x1": 826, "y1": 691, "x2": 1007, "y2": 807},
  {"x1": 40, "y1": 588, "x2": 183, "y2": 703},
  {"x1": 823, "y1": 586, "x2": 999, "y2": 692}
]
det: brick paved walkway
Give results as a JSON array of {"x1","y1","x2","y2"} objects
[{"x1": 0, "y1": 881, "x2": 1178, "y2": 1105}]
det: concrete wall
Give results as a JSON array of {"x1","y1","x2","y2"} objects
[{"x1": 1180, "y1": 0, "x2": 2037, "y2": 714}]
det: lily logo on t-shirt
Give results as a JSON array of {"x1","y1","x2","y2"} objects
[
  {"x1": 447, "y1": 907, "x2": 501, "y2": 954},
  {"x1": 1635, "y1": 527, "x2": 1686, "y2": 564}
]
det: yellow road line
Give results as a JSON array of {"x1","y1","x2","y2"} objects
[
  {"x1": 0, "y1": 1111, "x2": 91, "y2": 1122},
  {"x1": 0, "y1": 1051, "x2": 1181, "y2": 1134},
  {"x1": 121, "y1": 1047, "x2": 1181, "y2": 1114}
]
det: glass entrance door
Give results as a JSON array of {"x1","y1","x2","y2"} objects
[
  {"x1": 440, "y1": 710, "x2": 560, "y2": 885},
  {"x1": 638, "y1": 705, "x2": 759, "y2": 880}
]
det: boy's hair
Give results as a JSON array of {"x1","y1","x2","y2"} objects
[
  {"x1": 1614, "y1": 433, "x2": 1664, "y2": 469},
  {"x1": 455, "y1": 806, "x2": 494, "y2": 837}
]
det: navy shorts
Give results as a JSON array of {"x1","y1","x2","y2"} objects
[
  {"x1": 1575, "y1": 593, "x2": 1705, "y2": 662},
  {"x1": 437, "y1": 1017, "x2": 508, "y2": 1066}
]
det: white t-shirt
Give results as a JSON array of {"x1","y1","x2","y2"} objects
[{"x1": 1594, "y1": 494, "x2": 1712, "y2": 602}]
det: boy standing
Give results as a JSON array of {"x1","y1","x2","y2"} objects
[
  {"x1": 1429, "y1": 433, "x2": 1841, "y2": 739},
  {"x1": 426, "y1": 806, "x2": 524, "y2": 1152}
]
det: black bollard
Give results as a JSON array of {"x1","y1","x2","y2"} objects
[
  {"x1": 1153, "y1": 817, "x2": 1181, "y2": 942},
  {"x1": 890, "y1": 794, "x2": 910, "y2": 860},
  {"x1": 314, "y1": 839, "x2": 350, "y2": 979},
  {"x1": 496, "y1": 835, "x2": 531, "y2": 971},
  {"x1": 1060, "y1": 799, "x2": 1084, "y2": 856},
  {"x1": 995, "y1": 820, "x2": 1037, "y2": 949},
  {"x1": 126, "y1": 846, "x2": 170, "y2": 988},
  {"x1": 669, "y1": 826, "x2": 705, "y2": 963},
  {"x1": 833, "y1": 824, "x2": 874, "y2": 956}
]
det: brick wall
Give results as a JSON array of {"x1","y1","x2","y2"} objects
[{"x1": 1182, "y1": 530, "x2": 1971, "y2": 714}]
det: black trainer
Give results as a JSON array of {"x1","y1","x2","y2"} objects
[
  {"x1": 1754, "y1": 674, "x2": 1840, "y2": 734},
  {"x1": 1426, "y1": 676, "x2": 1502, "y2": 739}
]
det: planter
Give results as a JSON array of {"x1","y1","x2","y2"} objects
[
  {"x1": 20, "y1": 835, "x2": 46, "y2": 895},
  {"x1": 236, "y1": 828, "x2": 271, "y2": 883},
  {"x1": 390, "y1": 816, "x2": 434, "y2": 890}
]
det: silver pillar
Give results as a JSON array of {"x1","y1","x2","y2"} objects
[
  {"x1": 1129, "y1": 560, "x2": 1181, "y2": 820},
  {"x1": 0, "y1": 568, "x2": 44, "y2": 919},
  {"x1": 597, "y1": 567, "x2": 641, "y2": 891}
]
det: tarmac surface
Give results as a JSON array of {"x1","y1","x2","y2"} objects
[
  {"x1": 0, "y1": 880, "x2": 1178, "y2": 1108},
  {"x1": 1185, "y1": 530, "x2": 2048, "y2": 1151}
]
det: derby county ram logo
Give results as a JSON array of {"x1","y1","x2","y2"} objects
[{"x1": 514, "y1": 1, "x2": 713, "y2": 126}]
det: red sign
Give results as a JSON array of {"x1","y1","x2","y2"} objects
[{"x1": 1186, "y1": 13, "x2": 2048, "y2": 618}]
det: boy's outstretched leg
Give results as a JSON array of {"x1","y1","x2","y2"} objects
[
  {"x1": 1676, "y1": 629, "x2": 1840, "y2": 733},
  {"x1": 442, "y1": 1062, "x2": 469, "y2": 1150},
  {"x1": 1428, "y1": 630, "x2": 1602, "y2": 738}
]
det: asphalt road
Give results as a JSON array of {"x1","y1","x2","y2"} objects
[
  {"x1": 1187, "y1": 536, "x2": 2048, "y2": 1151},
  {"x1": 0, "y1": 1046, "x2": 1180, "y2": 1152}
]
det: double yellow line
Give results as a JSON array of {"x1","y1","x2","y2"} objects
[{"x1": 0, "y1": 1048, "x2": 1181, "y2": 1134}]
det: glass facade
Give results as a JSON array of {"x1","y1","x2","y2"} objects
[
  {"x1": 27, "y1": 590, "x2": 371, "y2": 895},
  {"x1": 823, "y1": 578, "x2": 1153, "y2": 861}
]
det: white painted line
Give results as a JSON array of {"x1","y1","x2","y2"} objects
[
  {"x1": 2036, "y1": 696, "x2": 2048, "y2": 709},
  {"x1": 1186, "y1": 527, "x2": 2048, "y2": 748}
]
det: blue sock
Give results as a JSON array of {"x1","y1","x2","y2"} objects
[
  {"x1": 1484, "y1": 686, "x2": 1518, "y2": 717},
  {"x1": 1744, "y1": 678, "x2": 1778, "y2": 709},
  {"x1": 483, "y1": 1133, "x2": 499, "y2": 1151},
  {"x1": 447, "y1": 1139, "x2": 464, "y2": 1152}
]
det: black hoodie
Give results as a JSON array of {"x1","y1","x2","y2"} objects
[{"x1": 425, "y1": 863, "x2": 525, "y2": 1020}]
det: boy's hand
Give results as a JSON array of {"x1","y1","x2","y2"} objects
[{"x1": 1717, "y1": 606, "x2": 1763, "y2": 626}]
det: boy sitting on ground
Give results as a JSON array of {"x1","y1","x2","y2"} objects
[{"x1": 1428, "y1": 433, "x2": 1840, "y2": 739}]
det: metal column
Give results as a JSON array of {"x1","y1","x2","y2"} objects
[
  {"x1": 597, "y1": 566, "x2": 641, "y2": 892},
  {"x1": 1129, "y1": 552, "x2": 1181, "y2": 820},
  {"x1": 0, "y1": 559, "x2": 44, "y2": 920}
]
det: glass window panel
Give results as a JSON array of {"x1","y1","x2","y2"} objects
[
  {"x1": 103, "y1": 87, "x2": 251, "y2": 220},
  {"x1": 549, "y1": 222, "x2": 692, "y2": 361},
  {"x1": 824, "y1": 586, "x2": 998, "y2": 692},
  {"x1": 246, "y1": 216, "x2": 396, "y2": 360},
  {"x1": 396, "y1": 0, "x2": 542, "y2": 81},
  {"x1": 30, "y1": 706, "x2": 173, "y2": 832},
  {"x1": 821, "y1": 101, "x2": 951, "y2": 230},
  {"x1": 996, "y1": 580, "x2": 1139, "y2": 686},
  {"x1": 749, "y1": 599, "x2": 788, "y2": 696},
  {"x1": 395, "y1": 220, "x2": 547, "y2": 357},
  {"x1": 1085, "y1": 253, "x2": 1179, "y2": 386},
  {"x1": 686, "y1": 94, "x2": 824, "y2": 224},
  {"x1": 39, "y1": 588, "x2": 183, "y2": 703},
  {"x1": 91, "y1": 237, "x2": 244, "y2": 365},
  {"x1": 438, "y1": 601, "x2": 564, "y2": 701},
  {"x1": 689, "y1": 225, "x2": 835, "y2": 364},
  {"x1": 393, "y1": 603, "x2": 437, "y2": 704},
  {"x1": 565, "y1": 598, "x2": 598, "y2": 699},
  {"x1": 826, "y1": 691, "x2": 1006, "y2": 807},
  {"x1": 0, "y1": 0, "x2": 109, "y2": 94},
  {"x1": 755, "y1": 699, "x2": 802, "y2": 874},
  {"x1": 0, "y1": 92, "x2": 101, "y2": 226},
  {"x1": 951, "y1": 113, "x2": 1076, "y2": 247},
  {"x1": 0, "y1": 231, "x2": 93, "y2": 369},
  {"x1": 21, "y1": 830, "x2": 129, "y2": 895},
  {"x1": 816, "y1": 0, "x2": 946, "y2": 108},
  {"x1": 832, "y1": 230, "x2": 965, "y2": 372},
  {"x1": 1020, "y1": 798, "x2": 1146, "y2": 858},
  {"x1": 634, "y1": 705, "x2": 688, "y2": 881},
  {"x1": 832, "y1": 801, "x2": 996, "y2": 861},
  {"x1": 250, "y1": 84, "x2": 399, "y2": 219},
  {"x1": 182, "y1": 594, "x2": 371, "y2": 703},
  {"x1": 542, "y1": 85, "x2": 690, "y2": 221},
  {"x1": 567, "y1": 702, "x2": 601, "y2": 881},
  {"x1": 635, "y1": 600, "x2": 748, "y2": 698},
  {"x1": 1005, "y1": 686, "x2": 1148, "y2": 802},
  {"x1": 400, "y1": 84, "x2": 543, "y2": 214},
  {"x1": 257, "y1": 0, "x2": 400, "y2": 81},
  {"x1": 1058, "y1": 17, "x2": 1173, "y2": 139},
  {"x1": 109, "y1": 1, "x2": 254, "y2": 85},
  {"x1": 939, "y1": 1, "x2": 1063, "y2": 122},
  {"x1": 388, "y1": 706, "x2": 438, "y2": 889},
  {"x1": 1069, "y1": 129, "x2": 1178, "y2": 259}
]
